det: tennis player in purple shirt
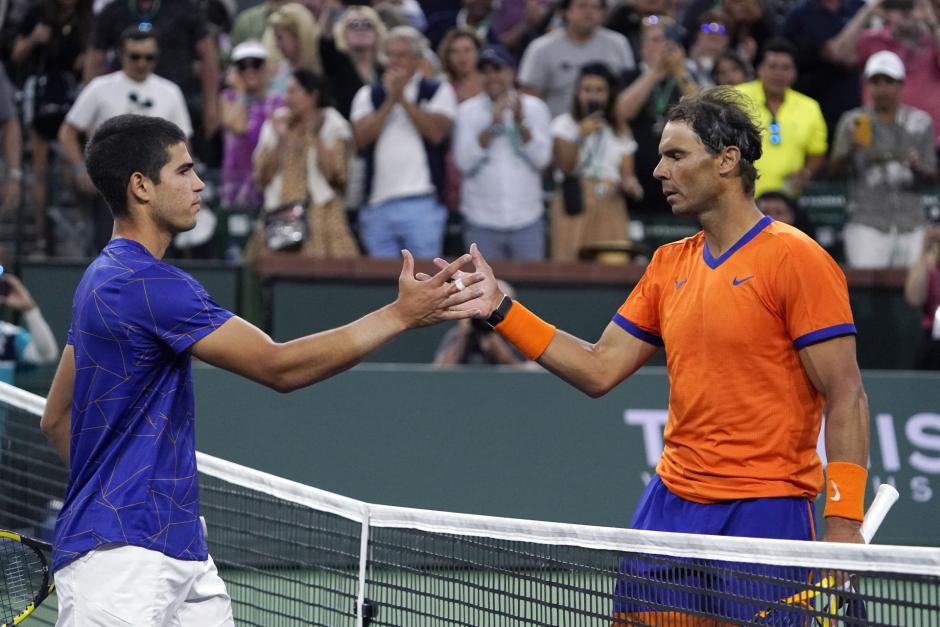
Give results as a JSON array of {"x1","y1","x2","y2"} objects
[{"x1": 39, "y1": 114, "x2": 484, "y2": 626}]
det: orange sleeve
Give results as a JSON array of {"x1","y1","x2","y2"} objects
[
  {"x1": 774, "y1": 237, "x2": 856, "y2": 349},
  {"x1": 615, "y1": 250, "x2": 665, "y2": 347}
]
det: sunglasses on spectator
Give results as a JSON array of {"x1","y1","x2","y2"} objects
[
  {"x1": 700, "y1": 22, "x2": 727, "y2": 35},
  {"x1": 236, "y1": 58, "x2": 265, "y2": 71},
  {"x1": 127, "y1": 52, "x2": 157, "y2": 63},
  {"x1": 347, "y1": 19, "x2": 375, "y2": 31},
  {"x1": 769, "y1": 117, "x2": 782, "y2": 145}
]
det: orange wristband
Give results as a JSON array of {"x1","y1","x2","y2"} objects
[
  {"x1": 823, "y1": 461, "x2": 868, "y2": 521},
  {"x1": 494, "y1": 300, "x2": 556, "y2": 361}
]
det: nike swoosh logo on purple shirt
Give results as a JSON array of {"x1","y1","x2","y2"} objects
[{"x1": 733, "y1": 275, "x2": 754, "y2": 286}]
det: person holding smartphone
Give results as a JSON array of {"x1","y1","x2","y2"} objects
[
  {"x1": 0, "y1": 267, "x2": 60, "y2": 385},
  {"x1": 550, "y1": 62, "x2": 643, "y2": 261}
]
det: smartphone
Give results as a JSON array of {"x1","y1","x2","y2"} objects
[{"x1": 585, "y1": 100, "x2": 605, "y2": 116}]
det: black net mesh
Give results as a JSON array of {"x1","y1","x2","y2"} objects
[{"x1": 2, "y1": 386, "x2": 939, "y2": 627}]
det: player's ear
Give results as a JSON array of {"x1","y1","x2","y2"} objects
[
  {"x1": 717, "y1": 145, "x2": 741, "y2": 178},
  {"x1": 127, "y1": 171, "x2": 153, "y2": 205}
]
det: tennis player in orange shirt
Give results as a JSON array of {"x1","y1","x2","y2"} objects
[{"x1": 445, "y1": 87, "x2": 870, "y2": 624}]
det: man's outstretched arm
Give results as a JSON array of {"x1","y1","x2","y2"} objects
[
  {"x1": 434, "y1": 244, "x2": 659, "y2": 397},
  {"x1": 192, "y1": 252, "x2": 483, "y2": 393}
]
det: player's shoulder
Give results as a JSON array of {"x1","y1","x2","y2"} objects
[
  {"x1": 653, "y1": 231, "x2": 704, "y2": 260},
  {"x1": 644, "y1": 232, "x2": 704, "y2": 273},
  {"x1": 759, "y1": 220, "x2": 836, "y2": 265}
]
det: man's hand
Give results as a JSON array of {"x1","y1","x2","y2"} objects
[
  {"x1": 383, "y1": 68, "x2": 409, "y2": 102},
  {"x1": 424, "y1": 244, "x2": 505, "y2": 319},
  {"x1": 390, "y1": 250, "x2": 485, "y2": 329},
  {"x1": 822, "y1": 516, "x2": 865, "y2": 544},
  {"x1": 0, "y1": 274, "x2": 37, "y2": 312}
]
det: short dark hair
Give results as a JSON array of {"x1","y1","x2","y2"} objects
[
  {"x1": 559, "y1": 0, "x2": 607, "y2": 13},
  {"x1": 292, "y1": 68, "x2": 331, "y2": 108},
  {"x1": 571, "y1": 62, "x2": 620, "y2": 126},
  {"x1": 756, "y1": 37, "x2": 797, "y2": 68},
  {"x1": 84, "y1": 114, "x2": 187, "y2": 218},
  {"x1": 665, "y1": 87, "x2": 762, "y2": 195},
  {"x1": 119, "y1": 24, "x2": 159, "y2": 50},
  {"x1": 756, "y1": 190, "x2": 797, "y2": 212}
]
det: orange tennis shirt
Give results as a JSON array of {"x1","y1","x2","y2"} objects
[{"x1": 615, "y1": 216, "x2": 856, "y2": 503}]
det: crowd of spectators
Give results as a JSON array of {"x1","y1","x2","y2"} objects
[{"x1": 0, "y1": 0, "x2": 938, "y2": 320}]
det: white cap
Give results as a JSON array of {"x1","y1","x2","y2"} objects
[
  {"x1": 231, "y1": 40, "x2": 268, "y2": 63},
  {"x1": 864, "y1": 50, "x2": 905, "y2": 81}
]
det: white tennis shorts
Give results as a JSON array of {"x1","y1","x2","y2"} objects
[{"x1": 54, "y1": 544, "x2": 234, "y2": 626}]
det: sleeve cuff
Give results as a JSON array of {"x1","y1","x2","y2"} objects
[
  {"x1": 793, "y1": 323, "x2": 857, "y2": 349},
  {"x1": 613, "y1": 314, "x2": 664, "y2": 347}
]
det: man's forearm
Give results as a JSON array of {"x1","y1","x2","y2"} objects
[
  {"x1": 400, "y1": 99, "x2": 449, "y2": 144},
  {"x1": 353, "y1": 99, "x2": 395, "y2": 150},
  {"x1": 824, "y1": 386, "x2": 870, "y2": 467},
  {"x1": 272, "y1": 304, "x2": 409, "y2": 391},
  {"x1": 45, "y1": 415, "x2": 70, "y2": 465},
  {"x1": 3, "y1": 117, "x2": 22, "y2": 170}
]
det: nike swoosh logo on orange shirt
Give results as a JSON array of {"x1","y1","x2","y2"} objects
[{"x1": 732, "y1": 275, "x2": 754, "y2": 286}]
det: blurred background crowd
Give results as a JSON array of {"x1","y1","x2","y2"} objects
[{"x1": 0, "y1": 0, "x2": 939, "y2": 366}]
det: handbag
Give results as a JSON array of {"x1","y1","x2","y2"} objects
[
  {"x1": 561, "y1": 175, "x2": 584, "y2": 216},
  {"x1": 24, "y1": 51, "x2": 76, "y2": 138},
  {"x1": 264, "y1": 200, "x2": 309, "y2": 251}
]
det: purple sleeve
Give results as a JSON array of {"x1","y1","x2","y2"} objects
[{"x1": 125, "y1": 264, "x2": 234, "y2": 355}]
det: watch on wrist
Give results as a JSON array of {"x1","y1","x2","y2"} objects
[{"x1": 485, "y1": 294, "x2": 513, "y2": 329}]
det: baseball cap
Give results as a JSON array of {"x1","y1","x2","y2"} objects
[
  {"x1": 477, "y1": 46, "x2": 513, "y2": 70},
  {"x1": 231, "y1": 40, "x2": 268, "y2": 63},
  {"x1": 864, "y1": 51, "x2": 905, "y2": 81}
]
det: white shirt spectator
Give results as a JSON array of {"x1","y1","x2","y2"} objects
[
  {"x1": 551, "y1": 113, "x2": 638, "y2": 183},
  {"x1": 350, "y1": 75, "x2": 458, "y2": 206},
  {"x1": 66, "y1": 71, "x2": 193, "y2": 136},
  {"x1": 254, "y1": 106, "x2": 351, "y2": 210},
  {"x1": 518, "y1": 28, "x2": 635, "y2": 117},
  {"x1": 455, "y1": 93, "x2": 552, "y2": 230}
]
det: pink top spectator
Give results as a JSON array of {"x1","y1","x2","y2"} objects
[
  {"x1": 221, "y1": 88, "x2": 283, "y2": 208},
  {"x1": 858, "y1": 29, "x2": 940, "y2": 147}
]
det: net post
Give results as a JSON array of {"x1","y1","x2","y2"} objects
[{"x1": 355, "y1": 505, "x2": 371, "y2": 627}]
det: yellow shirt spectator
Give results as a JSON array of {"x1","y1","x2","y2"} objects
[{"x1": 735, "y1": 81, "x2": 828, "y2": 196}]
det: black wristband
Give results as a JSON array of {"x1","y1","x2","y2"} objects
[{"x1": 485, "y1": 294, "x2": 513, "y2": 329}]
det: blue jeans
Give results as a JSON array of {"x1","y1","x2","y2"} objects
[
  {"x1": 359, "y1": 195, "x2": 447, "y2": 259},
  {"x1": 462, "y1": 219, "x2": 545, "y2": 261}
]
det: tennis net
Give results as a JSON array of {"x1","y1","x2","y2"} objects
[{"x1": 2, "y1": 381, "x2": 939, "y2": 626}]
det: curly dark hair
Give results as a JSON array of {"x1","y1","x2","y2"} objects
[{"x1": 665, "y1": 86, "x2": 762, "y2": 195}]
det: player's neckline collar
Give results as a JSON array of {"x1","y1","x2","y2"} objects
[
  {"x1": 108, "y1": 237, "x2": 156, "y2": 259},
  {"x1": 702, "y1": 215, "x2": 773, "y2": 269}
]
